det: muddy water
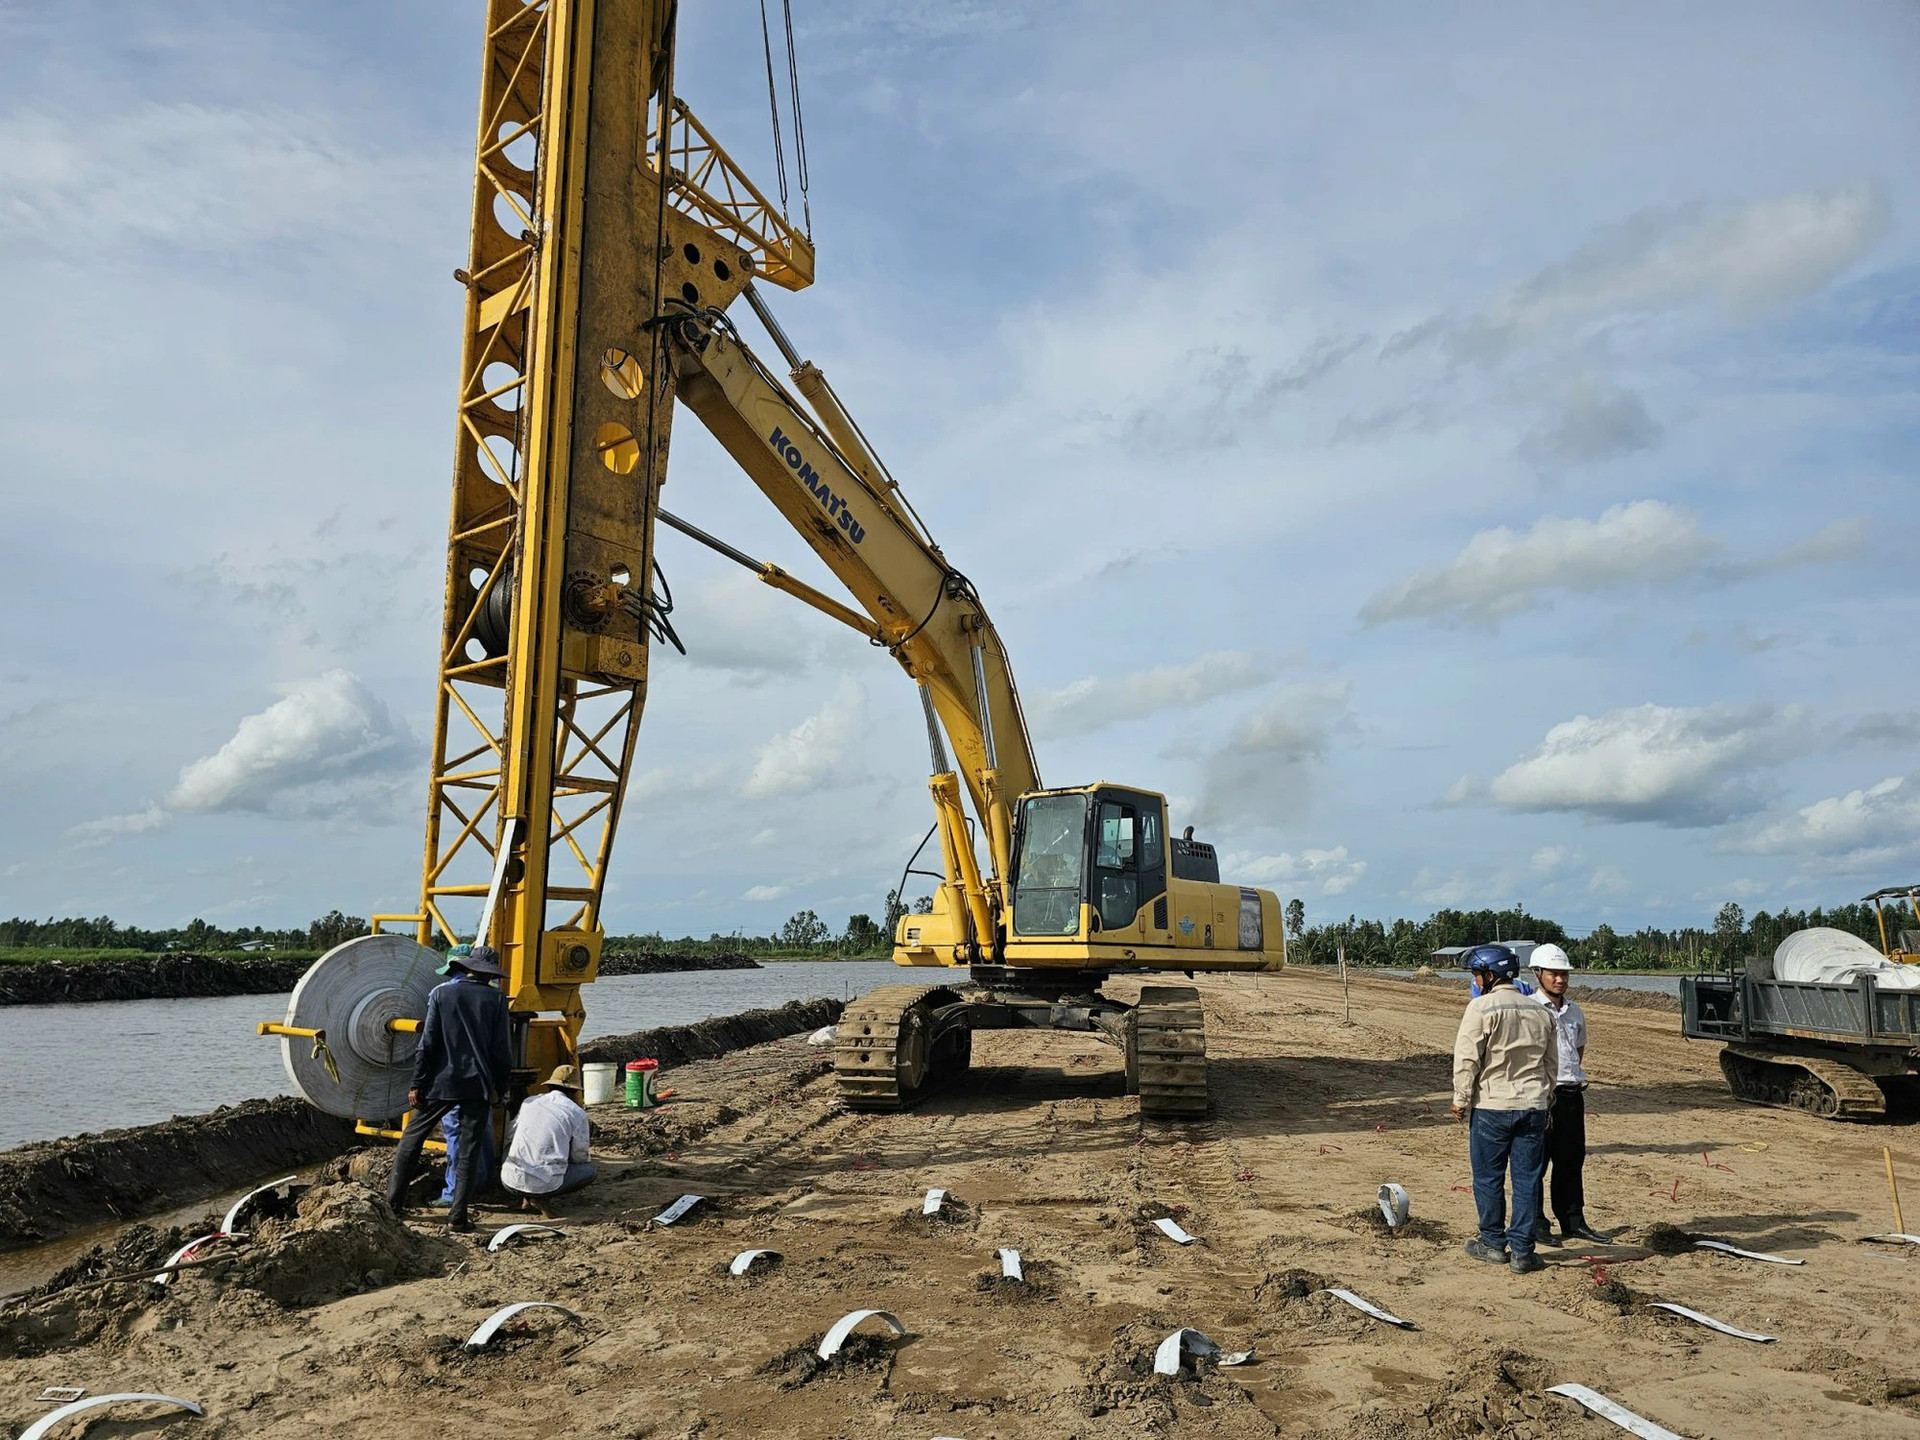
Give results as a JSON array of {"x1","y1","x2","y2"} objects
[{"x1": 0, "y1": 961, "x2": 896, "y2": 1151}]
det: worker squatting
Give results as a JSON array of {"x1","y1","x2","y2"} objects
[{"x1": 768, "y1": 425, "x2": 866, "y2": 544}]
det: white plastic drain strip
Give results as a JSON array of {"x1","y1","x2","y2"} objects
[
  {"x1": 1863, "y1": 1232, "x2": 1920, "y2": 1245},
  {"x1": 1693, "y1": 1239, "x2": 1803, "y2": 1265},
  {"x1": 923, "y1": 1188, "x2": 947, "y2": 1216},
  {"x1": 1546, "y1": 1383, "x2": 1685, "y2": 1440},
  {"x1": 817, "y1": 1308, "x2": 905, "y2": 1359},
  {"x1": 21, "y1": 1393, "x2": 203, "y2": 1440},
  {"x1": 1377, "y1": 1182, "x2": 1410, "y2": 1228},
  {"x1": 730, "y1": 1248, "x2": 781, "y2": 1275},
  {"x1": 222, "y1": 1176, "x2": 296, "y2": 1233},
  {"x1": 1648, "y1": 1302, "x2": 1775, "y2": 1343},
  {"x1": 464, "y1": 1301, "x2": 581, "y2": 1351},
  {"x1": 153, "y1": 1232, "x2": 245, "y2": 1286},
  {"x1": 998, "y1": 1248, "x2": 1023, "y2": 1281},
  {"x1": 1154, "y1": 1327, "x2": 1218, "y2": 1376},
  {"x1": 652, "y1": 1194, "x2": 703, "y2": 1226},
  {"x1": 1319, "y1": 1287, "x2": 1416, "y2": 1329},
  {"x1": 487, "y1": 1223, "x2": 566, "y2": 1252},
  {"x1": 1151, "y1": 1216, "x2": 1199, "y2": 1245}
]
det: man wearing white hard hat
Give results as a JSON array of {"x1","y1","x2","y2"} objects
[{"x1": 1530, "y1": 944, "x2": 1603, "y2": 1244}]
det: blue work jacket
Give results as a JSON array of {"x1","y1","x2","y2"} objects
[{"x1": 410, "y1": 974, "x2": 512, "y2": 1102}]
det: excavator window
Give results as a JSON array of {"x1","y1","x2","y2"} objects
[
  {"x1": 1012, "y1": 793, "x2": 1088, "y2": 936},
  {"x1": 1095, "y1": 801, "x2": 1140, "y2": 928}
]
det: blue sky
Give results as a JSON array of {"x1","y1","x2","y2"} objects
[{"x1": 2, "y1": 2, "x2": 1916, "y2": 937}]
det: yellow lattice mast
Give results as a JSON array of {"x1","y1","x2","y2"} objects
[{"x1": 368, "y1": 0, "x2": 812, "y2": 1086}]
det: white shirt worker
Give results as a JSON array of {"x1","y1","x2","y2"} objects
[
  {"x1": 501, "y1": 1089, "x2": 591, "y2": 1195},
  {"x1": 1534, "y1": 989, "x2": 1587, "y2": 1087}
]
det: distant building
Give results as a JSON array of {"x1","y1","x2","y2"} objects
[
  {"x1": 237, "y1": 940, "x2": 275, "y2": 953},
  {"x1": 1432, "y1": 940, "x2": 1540, "y2": 967}
]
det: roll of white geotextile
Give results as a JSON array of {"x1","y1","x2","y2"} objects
[{"x1": 1774, "y1": 927, "x2": 1920, "y2": 989}]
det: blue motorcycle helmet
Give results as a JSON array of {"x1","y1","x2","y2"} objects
[{"x1": 1462, "y1": 943, "x2": 1518, "y2": 980}]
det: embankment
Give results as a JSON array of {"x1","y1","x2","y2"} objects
[
  {"x1": 0, "y1": 949, "x2": 762, "y2": 1006},
  {"x1": 0, "y1": 995, "x2": 839, "y2": 1253},
  {"x1": 0, "y1": 1099, "x2": 356, "y2": 1253},
  {"x1": 580, "y1": 995, "x2": 841, "y2": 1068}
]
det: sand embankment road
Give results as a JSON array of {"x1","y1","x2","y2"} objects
[{"x1": 3, "y1": 970, "x2": 1917, "y2": 1438}]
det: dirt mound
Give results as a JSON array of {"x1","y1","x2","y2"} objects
[
  {"x1": 0, "y1": 953, "x2": 309, "y2": 1005},
  {"x1": 1257, "y1": 1267, "x2": 1334, "y2": 1304},
  {"x1": 1072, "y1": 1321, "x2": 1275, "y2": 1432},
  {"x1": 1303, "y1": 1348, "x2": 1558, "y2": 1439},
  {"x1": 761, "y1": 1330, "x2": 900, "y2": 1390},
  {"x1": 231, "y1": 1182, "x2": 453, "y2": 1307},
  {"x1": 0, "y1": 1097, "x2": 356, "y2": 1251},
  {"x1": 579, "y1": 997, "x2": 843, "y2": 1070},
  {"x1": 1644, "y1": 1222, "x2": 1696, "y2": 1255},
  {"x1": 972, "y1": 1258, "x2": 1055, "y2": 1301},
  {"x1": 1337, "y1": 1206, "x2": 1453, "y2": 1243},
  {"x1": 892, "y1": 1195, "x2": 975, "y2": 1234}
]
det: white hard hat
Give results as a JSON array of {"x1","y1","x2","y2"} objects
[{"x1": 1531, "y1": 943, "x2": 1572, "y2": 971}]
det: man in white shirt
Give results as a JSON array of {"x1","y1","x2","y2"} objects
[
  {"x1": 501, "y1": 1064, "x2": 596, "y2": 1217},
  {"x1": 1529, "y1": 945, "x2": 1604, "y2": 1244}
]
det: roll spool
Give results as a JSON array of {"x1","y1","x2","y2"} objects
[{"x1": 275, "y1": 934, "x2": 444, "y2": 1120}]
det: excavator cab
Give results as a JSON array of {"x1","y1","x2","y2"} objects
[
  {"x1": 994, "y1": 784, "x2": 1280, "y2": 969},
  {"x1": 1009, "y1": 787, "x2": 1166, "y2": 939}
]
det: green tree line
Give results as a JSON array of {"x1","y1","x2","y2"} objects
[
  {"x1": 0, "y1": 910, "x2": 368, "y2": 955},
  {"x1": 1284, "y1": 899, "x2": 1900, "y2": 972}
]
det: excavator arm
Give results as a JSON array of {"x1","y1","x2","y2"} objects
[{"x1": 661, "y1": 296, "x2": 1039, "y2": 958}]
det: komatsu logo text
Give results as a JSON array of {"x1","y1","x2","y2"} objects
[{"x1": 768, "y1": 426, "x2": 865, "y2": 545}]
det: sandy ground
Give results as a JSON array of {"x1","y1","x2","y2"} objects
[{"x1": 5, "y1": 969, "x2": 1920, "y2": 1439}]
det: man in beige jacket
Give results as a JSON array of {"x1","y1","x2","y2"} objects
[{"x1": 1450, "y1": 944, "x2": 1559, "y2": 1274}]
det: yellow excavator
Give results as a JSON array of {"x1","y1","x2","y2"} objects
[{"x1": 260, "y1": 0, "x2": 1282, "y2": 1132}]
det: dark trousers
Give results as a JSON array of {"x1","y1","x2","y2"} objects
[
  {"x1": 1539, "y1": 1084, "x2": 1587, "y2": 1226},
  {"x1": 1469, "y1": 1106, "x2": 1549, "y2": 1259},
  {"x1": 388, "y1": 1097, "x2": 489, "y2": 1226}
]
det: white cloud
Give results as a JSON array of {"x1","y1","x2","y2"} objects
[
  {"x1": 1194, "y1": 681, "x2": 1351, "y2": 828},
  {"x1": 742, "y1": 883, "x2": 791, "y2": 903},
  {"x1": 1407, "y1": 184, "x2": 1890, "y2": 362},
  {"x1": 1587, "y1": 866, "x2": 1631, "y2": 895},
  {"x1": 1363, "y1": 501, "x2": 1709, "y2": 628},
  {"x1": 1724, "y1": 775, "x2": 1920, "y2": 865},
  {"x1": 1032, "y1": 651, "x2": 1271, "y2": 737},
  {"x1": 1724, "y1": 517, "x2": 1872, "y2": 579},
  {"x1": 740, "y1": 680, "x2": 866, "y2": 799},
  {"x1": 63, "y1": 670, "x2": 416, "y2": 843},
  {"x1": 66, "y1": 803, "x2": 168, "y2": 847},
  {"x1": 0, "y1": 103, "x2": 441, "y2": 254},
  {"x1": 1227, "y1": 845, "x2": 1367, "y2": 896},
  {"x1": 1486, "y1": 702, "x2": 1811, "y2": 826},
  {"x1": 167, "y1": 670, "x2": 414, "y2": 817},
  {"x1": 1530, "y1": 846, "x2": 1571, "y2": 874},
  {"x1": 1362, "y1": 501, "x2": 1863, "y2": 629}
]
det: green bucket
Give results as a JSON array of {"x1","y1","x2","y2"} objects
[{"x1": 624, "y1": 1058, "x2": 659, "y2": 1108}]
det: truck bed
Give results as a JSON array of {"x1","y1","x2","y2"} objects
[{"x1": 1682, "y1": 971, "x2": 1920, "y2": 1047}]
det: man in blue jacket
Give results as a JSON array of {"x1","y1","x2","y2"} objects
[{"x1": 386, "y1": 943, "x2": 513, "y2": 1233}]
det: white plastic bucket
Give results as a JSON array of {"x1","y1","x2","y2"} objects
[{"x1": 582, "y1": 1062, "x2": 619, "y2": 1106}]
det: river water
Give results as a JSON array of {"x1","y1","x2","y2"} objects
[{"x1": 0, "y1": 961, "x2": 900, "y2": 1151}]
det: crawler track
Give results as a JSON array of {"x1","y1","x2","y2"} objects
[
  {"x1": 833, "y1": 984, "x2": 958, "y2": 1111},
  {"x1": 1130, "y1": 984, "x2": 1210, "y2": 1118},
  {"x1": 1720, "y1": 1044, "x2": 1887, "y2": 1119}
]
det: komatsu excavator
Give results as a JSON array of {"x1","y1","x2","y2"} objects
[{"x1": 259, "y1": 0, "x2": 1283, "y2": 1134}]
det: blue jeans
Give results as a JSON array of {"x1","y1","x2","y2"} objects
[
  {"x1": 438, "y1": 1106, "x2": 496, "y2": 1204},
  {"x1": 1469, "y1": 1107, "x2": 1548, "y2": 1258}
]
